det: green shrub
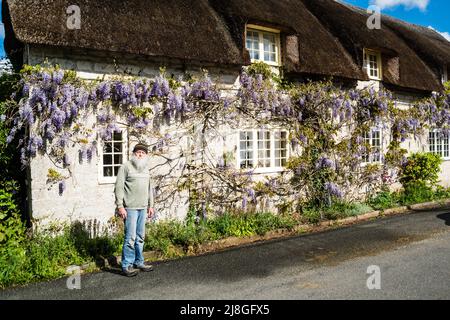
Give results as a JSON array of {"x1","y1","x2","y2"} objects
[
  {"x1": 253, "y1": 212, "x2": 297, "y2": 235},
  {"x1": 400, "y1": 152, "x2": 442, "y2": 188},
  {"x1": 301, "y1": 207, "x2": 322, "y2": 224},
  {"x1": 434, "y1": 185, "x2": 450, "y2": 200},
  {"x1": 369, "y1": 190, "x2": 400, "y2": 210},
  {"x1": 324, "y1": 202, "x2": 373, "y2": 220},
  {"x1": 208, "y1": 213, "x2": 256, "y2": 237},
  {"x1": 399, "y1": 182, "x2": 435, "y2": 205},
  {"x1": 0, "y1": 180, "x2": 24, "y2": 245},
  {"x1": 0, "y1": 218, "x2": 126, "y2": 288}
]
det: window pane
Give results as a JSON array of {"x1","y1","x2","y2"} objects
[
  {"x1": 263, "y1": 33, "x2": 276, "y2": 62},
  {"x1": 241, "y1": 159, "x2": 253, "y2": 169},
  {"x1": 437, "y1": 138, "x2": 442, "y2": 156},
  {"x1": 114, "y1": 166, "x2": 120, "y2": 176},
  {"x1": 444, "y1": 137, "x2": 449, "y2": 158},
  {"x1": 246, "y1": 30, "x2": 260, "y2": 61},
  {"x1": 258, "y1": 159, "x2": 270, "y2": 167},
  {"x1": 113, "y1": 131, "x2": 122, "y2": 141},
  {"x1": 104, "y1": 142, "x2": 112, "y2": 153},
  {"x1": 113, "y1": 143, "x2": 122, "y2": 152},
  {"x1": 263, "y1": 34, "x2": 275, "y2": 48},
  {"x1": 429, "y1": 132, "x2": 435, "y2": 153},
  {"x1": 103, "y1": 166, "x2": 113, "y2": 177},
  {"x1": 103, "y1": 154, "x2": 112, "y2": 165},
  {"x1": 257, "y1": 130, "x2": 271, "y2": 168},
  {"x1": 240, "y1": 131, "x2": 253, "y2": 141},
  {"x1": 114, "y1": 155, "x2": 123, "y2": 165},
  {"x1": 275, "y1": 158, "x2": 281, "y2": 167}
]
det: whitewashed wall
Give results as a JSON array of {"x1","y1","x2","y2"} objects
[
  {"x1": 26, "y1": 46, "x2": 447, "y2": 232},
  {"x1": 27, "y1": 46, "x2": 242, "y2": 232}
]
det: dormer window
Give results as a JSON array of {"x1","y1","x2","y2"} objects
[
  {"x1": 246, "y1": 25, "x2": 281, "y2": 66},
  {"x1": 363, "y1": 49, "x2": 382, "y2": 80}
]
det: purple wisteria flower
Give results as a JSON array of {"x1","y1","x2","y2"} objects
[
  {"x1": 59, "y1": 180, "x2": 66, "y2": 196},
  {"x1": 247, "y1": 188, "x2": 256, "y2": 203},
  {"x1": 53, "y1": 70, "x2": 64, "y2": 85},
  {"x1": 324, "y1": 182, "x2": 342, "y2": 198},
  {"x1": 316, "y1": 157, "x2": 335, "y2": 170},
  {"x1": 242, "y1": 197, "x2": 248, "y2": 209},
  {"x1": 63, "y1": 154, "x2": 71, "y2": 167}
]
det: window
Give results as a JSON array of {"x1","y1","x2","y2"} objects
[
  {"x1": 363, "y1": 49, "x2": 382, "y2": 80},
  {"x1": 98, "y1": 130, "x2": 127, "y2": 183},
  {"x1": 246, "y1": 25, "x2": 280, "y2": 66},
  {"x1": 240, "y1": 131, "x2": 254, "y2": 169},
  {"x1": 363, "y1": 127, "x2": 382, "y2": 164},
  {"x1": 429, "y1": 130, "x2": 450, "y2": 159},
  {"x1": 274, "y1": 131, "x2": 288, "y2": 167},
  {"x1": 238, "y1": 129, "x2": 288, "y2": 171}
]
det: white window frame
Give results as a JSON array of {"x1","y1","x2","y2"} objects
[
  {"x1": 363, "y1": 49, "x2": 382, "y2": 81},
  {"x1": 362, "y1": 126, "x2": 383, "y2": 165},
  {"x1": 237, "y1": 129, "x2": 289, "y2": 173},
  {"x1": 429, "y1": 129, "x2": 450, "y2": 160},
  {"x1": 245, "y1": 24, "x2": 281, "y2": 67},
  {"x1": 98, "y1": 127, "x2": 128, "y2": 184}
]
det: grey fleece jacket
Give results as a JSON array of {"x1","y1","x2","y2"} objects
[{"x1": 114, "y1": 160, "x2": 155, "y2": 209}]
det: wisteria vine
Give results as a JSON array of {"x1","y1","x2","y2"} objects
[{"x1": 2, "y1": 63, "x2": 450, "y2": 216}]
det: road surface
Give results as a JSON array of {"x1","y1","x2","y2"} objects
[{"x1": 1, "y1": 208, "x2": 450, "y2": 300}]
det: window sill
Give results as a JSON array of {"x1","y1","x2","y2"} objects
[
  {"x1": 98, "y1": 177, "x2": 117, "y2": 185},
  {"x1": 239, "y1": 167, "x2": 287, "y2": 174},
  {"x1": 250, "y1": 59, "x2": 280, "y2": 68}
]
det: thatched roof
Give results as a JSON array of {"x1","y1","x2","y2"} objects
[
  {"x1": 208, "y1": 0, "x2": 366, "y2": 80},
  {"x1": 3, "y1": 0, "x2": 244, "y2": 66},
  {"x1": 301, "y1": 0, "x2": 442, "y2": 92},
  {"x1": 3, "y1": 0, "x2": 448, "y2": 92},
  {"x1": 344, "y1": 2, "x2": 450, "y2": 77},
  {"x1": 382, "y1": 15, "x2": 450, "y2": 72}
]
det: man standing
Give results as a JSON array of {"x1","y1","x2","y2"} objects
[{"x1": 115, "y1": 143, "x2": 155, "y2": 277}]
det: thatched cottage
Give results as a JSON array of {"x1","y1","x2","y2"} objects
[{"x1": 2, "y1": 0, "x2": 450, "y2": 231}]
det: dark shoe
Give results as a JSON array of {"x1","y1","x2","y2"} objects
[
  {"x1": 122, "y1": 266, "x2": 139, "y2": 277},
  {"x1": 134, "y1": 264, "x2": 154, "y2": 272}
]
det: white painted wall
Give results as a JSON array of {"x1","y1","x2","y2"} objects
[{"x1": 26, "y1": 46, "x2": 448, "y2": 233}]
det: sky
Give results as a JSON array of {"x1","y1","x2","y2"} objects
[
  {"x1": 340, "y1": 0, "x2": 450, "y2": 40},
  {"x1": 0, "y1": 0, "x2": 449, "y2": 59},
  {"x1": 0, "y1": 0, "x2": 5, "y2": 58}
]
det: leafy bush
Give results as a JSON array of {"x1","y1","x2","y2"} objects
[
  {"x1": 400, "y1": 152, "x2": 442, "y2": 188},
  {"x1": 301, "y1": 201, "x2": 373, "y2": 223},
  {"x1": 253, "y1": 212, "x2": 297, "y2": 235},
  {"x1": 0, "y1": 219, "x2": 125, "y2": 288},
  {"x1": 434, "y1": 185, "x2": 450, "y2": 200},
  {"x1": 301, "y1": 207, "x2": 322, "y2": 224},
  {"x1": 208, "y1": 213, "x2": 256, "y2": 237},
  {"x1": 324, "y1": 202, "x2": 373, "y2": 220},
  {"x1": 399, "y1": 182, "x2": 435, "y2": 205},
  {"x1": 369, "y1": 189, "x2": 400, "y2": 210},
  {"x1": 0, "y1": 181, "x2": 24, "y2": 243}
]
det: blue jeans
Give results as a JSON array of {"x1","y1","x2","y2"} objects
[{"x1": 122, "y1": 209, "x2": 146, "y2": 270}]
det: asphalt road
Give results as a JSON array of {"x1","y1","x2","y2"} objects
[{"x1": 1, "y1": 208, "x2": 450, "y2": 300}]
